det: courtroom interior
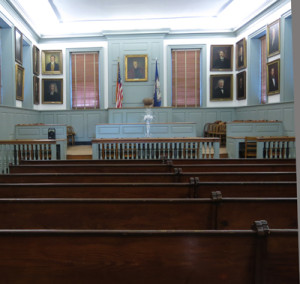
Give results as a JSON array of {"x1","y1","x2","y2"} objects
[{"x1": 0, "y1": 0, "x2": 299, "y2": 282}]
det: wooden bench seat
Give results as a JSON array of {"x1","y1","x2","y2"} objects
[
  {"x1": 0, "y1": 224, "x2": 297, "y2": 283},
  {"x1": 0, "y1": 181, "x2": 195, "y2": 198},
  {"x1": 9, "y1": 163, "x2": 296, "y2": 173},
  {"x1": 0, "y1": 170, "x2": 296, "y2": 183},
  {"x1": 0, "y1": 197, "x2": 296, "y2": 230},
  {"x1": 194, "y1": 181, "x2": 297, "y2": 198},
  {"x1": 0, "y1": 181, "x2": 296, "y2": 198},
  {"x1": 19, "y1": 158, "x2": 296, "y2": 165}
]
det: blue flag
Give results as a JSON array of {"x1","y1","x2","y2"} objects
[{"x1": 153, "y1": 60, "x2": 161, "y2": 107}]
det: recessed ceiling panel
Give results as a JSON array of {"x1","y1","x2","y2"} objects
[
  {"x1": 51, "y1": 0, "x2": 231, "y2": 22},
  {"x1": 9, "y1": 0, "x2": 281, "y2": 37}
]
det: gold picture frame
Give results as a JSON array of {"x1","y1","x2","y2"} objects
[
  {"x1": 42, "y1": 78, "x2": 63, "y2": 104},
  {"x1": 42, "y1": 50, "x2": 63, "y2": 75},
  {"x1": 15, "y1": 64, "x2": 24, "y2": 101},
  {"x1": 236, "y1": 71, "x2": 246, "y2": 100},
  {"x1": 267, "y1": 19, "x2": 280, "y2": 58},
  {"x1": 236, "y1": 38, "x2": 247, "y2": 70},
  {"x1": 125, "y1": 55, "x2": 148, "y2": 82},
  {"x1": 33, "y1": 75, "x2": 40, "y2": 105},
  {"x1": 15, "y1": 27, "x2": 23, "y2": 65},
  {"x1": 210, "y1": 45, "x2": 233, "y2": 71},
  {"x1": 33, "y1": 45, "x2": 40, "y2": 75},
  {"x1": 210, "y1": 74, "x2": 233, "y2": 101},
  {"x1": 267, "y1": 59, "x2": 280, "y2": 95}
]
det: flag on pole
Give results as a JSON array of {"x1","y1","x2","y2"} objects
[
  {"x1": 153, "y1": 60, "x2": 161, "y2": 107},
  {"x1": 115, "y1": 62, "x2": 123, "y2": 108}
]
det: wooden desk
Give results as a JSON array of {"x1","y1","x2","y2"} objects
[
  {"x1": 226, "y1": 121, "x2": 283, "y2": 158},
  {"x1": 227, "y1": 136, "x2": 295, "y2": 159},
  {"x1": 15, "y1": 124, "x2": 67, "y2": 159},
  {"x1": 95, "y1": 123, "x2": 196, "y2": 139}
]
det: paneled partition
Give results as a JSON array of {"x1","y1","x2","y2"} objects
[{"x1": 92, "y1": 137, "x2": 220, "y2": 160}]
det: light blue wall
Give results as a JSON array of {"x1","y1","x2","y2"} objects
[
  {"x1": 0, "y1": 0, "x2": 295, "y2": 142},
  {"x1": 107, "y1": 34, "x2": 164, "y2": 108},
  {"x1": 0, "y1": 105, "x2": 40, "y2": 140},
  {"x1": 281, "y1": 14, "x2": 294, "y2": 102},
  {"x1": 235, "y1": 102, "x2": 294, "y2": 136},
  {"x1": 1, "y1": 27, "x2": 15, "y2": 107},
  {"x1": 40, "y1": 109, "x2": 108, "y2": 141},
  {"x1": 0, "y1": 101, "x2": 294, "y2": 141}
]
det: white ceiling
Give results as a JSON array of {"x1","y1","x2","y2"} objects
[{"x1": 9, "y1": 0, "x2": 280, "y2": 38}]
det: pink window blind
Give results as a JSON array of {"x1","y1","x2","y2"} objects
[
  {"x1": 260, "y1": 35, "x2": 267, "y2": 104},
  {"x1": 71, "y1": 52, "x2": 99, "y2": 109},
  {"x1": 172, "y1": 49, "x2": 200, "y2": 107}
]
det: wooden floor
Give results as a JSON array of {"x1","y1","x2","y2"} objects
[
  {"x1": 66, "y1": 145, "x2": 228, "y2": 160},
  {"x1": 67, "y1": 145, "x2": 93, "y2": 160}
]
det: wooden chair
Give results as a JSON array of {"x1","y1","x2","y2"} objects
[
  {"x1": 244, "y1": 137, "x2": 257, "y2": 158},
  {"x1": 67, "y1": 126, "x2": 76, "y2": 145},
  {"x1": 203, "y1": 123, "x2": 211, "y2": 137}
]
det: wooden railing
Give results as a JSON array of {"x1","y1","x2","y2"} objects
[
  {"x1": 246, "y1": 136, "x2": 296, "y2": 159},
  {"x1": 0, "y1": 140, "x2": 57, "y2": 174},
  {"x1": 92, "y1": 138, "x2": 220, "y2": 160}
]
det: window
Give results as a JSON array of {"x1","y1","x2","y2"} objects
[
  {"x1": 0, "y1": 35, "x2": 1, "y2": 104},
  {"x1": 171, "y1": 49, "x2": 200, "y2": 107},
  {"x1": 260, "y1": 35, "x2": 267, "y2": 104},
  {"x1": 71, "y1": 52, "x2": 99, "y2": 109}
]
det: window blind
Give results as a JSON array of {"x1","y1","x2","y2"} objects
[
  {"x1": 71, "y1": 52, "x2": 99, "y2": 109},
  {"x1": 172, "y1": 49, "x2": 200, "y2": 107},
  {"x1": 260, "y1": 35, "x2": 267, "y2": 104}
]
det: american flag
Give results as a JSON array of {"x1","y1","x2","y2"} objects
[{"x1": 115, "y1": 62, "x2": 123, "y2": 108}]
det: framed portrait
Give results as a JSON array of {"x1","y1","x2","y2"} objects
[
  {"x1": 210, "y1": 45, "x2": 233, "y2": 71},
  {"x1": 15, "y1": 64, "x2": 24, "y2": 101},
  {"x1": 42, "y1": 50, "x2": 63, "y2": 75},
  {"x1": 236, "y1": 71, "x2": 246, "y2": 100},
  {"x1": 33, "y1": 45, "x2": 40, "y2": 75},
  {"x1": 42, "y1": 78, "x2": 63, "y2": 104},
  {"x1": 267, "y1": 19, "x2": 280, "y2": 57},
  {"x1": 267, "y1": 59, "x2": 280, "y2": 95},
  {"x1": 210, "y1": 74, "x2": 233, "y2": 101},
  {"x1": 33, "y1": 75, "x2": 40, "y2": 105},
  {"x1": 15, "y1": 27, "x2": 23, "y2": 65},
  {"x1": 125, "y1": 55, "x2": 148, "y2": 82},
  {"x1": 236, "y1": 38, "x2": 247, "y2": 70}
]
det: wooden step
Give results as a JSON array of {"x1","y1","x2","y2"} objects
[{"x1": 67, "y1": 155, "x2": 93, "y2": 160}]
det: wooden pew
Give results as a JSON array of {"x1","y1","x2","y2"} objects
[
  {"x1": 0, "y1": 180, "x2": 296, "y2": 198},
  {"x1": 0, "y1": 223, "x2": 297, "y2": 283},
  {"x1": 9, "y1": 164, "x2": 175, "y2": 174},
  {"x1": 0, "y1": 181, "x2": 195, "y2": 198},
  {"x1": 194, "y1": 180, "x2": 296, "y2": 198},
  {"x1": 0, "y1": 196, "x2": 296, "y2": 230},
  {"x1": 9, "y1": 162, "x2": 296, "y2": 173},
  {"x1": 19, "y1": 158, "x2": 296, "y2": 165},
  {"x1": 0, "y1": 170, "x2": 296, "y2": 183}
]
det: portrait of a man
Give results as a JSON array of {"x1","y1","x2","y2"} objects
[
  {"x1": 210, "y1": 45, "x2": 233, "y2": 71},
  {"x1": 15, "y1": 27, "x2": 23, "y2": 65},
  {"x1": 125, "y1": 55, "x2": 148, "y2": 81},
  {"x1": 33, "y1": 45, "x2": 40, "y2": 75},
  {"x1": 267, "y1": 19, "x2": 280, "y2": 57},
  {"x1": 42, "y1": 79, "x2": 63, "y2": 104},
  {"x1": 236, "y1": 71, "x2": 246, "y2": 100},
  {"x1": 33, "y1": 75, "x2": 39, "y2": 105},
  {"x1": 236, "y1": 38, "x2": 247, "y2": 70},
  {"x1": 15, "y1": 64, "x2": 24, "y2": 101},
  {"x1": 267, "y1": 60, "x2": 280, "y2": 95},
  {"x1": 46, "y1": 55, "x2": 59, "y2": 71},
  {"x1": 210, "y1": 75, "x2": 232, "y2": 101},
  {"x1": 42, "y1": 50, "x2": 63, "y2": 75}
]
